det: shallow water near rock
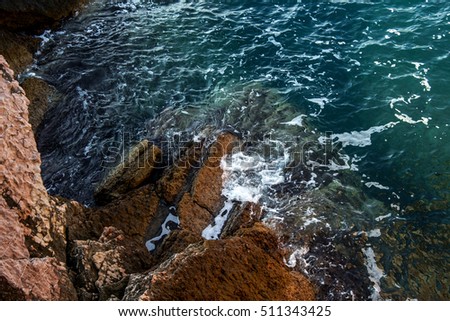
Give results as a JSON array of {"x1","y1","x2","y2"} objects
[{"x1": 28, "y1": 0, "x2": 449, "y2": 299}]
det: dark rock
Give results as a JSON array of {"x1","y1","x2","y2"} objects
[
  {"x1": 94, "y1": 140, "x2": 162, "y2": 204},
  {"x1": 0, "y1": 29, "x2": 39, "y2": 74},
  {"x1": 191, "y1": 133, "x2": 241, "y2": 214},
  {"x1": 21, "y1": 77, "x2": 61, "y2": 133},
  {"x1": 0, "y1": 0, "x2": 90, "y2": 32},
  {"x1": 69, "y1": 227, "x2": 131, "y2": 301}
]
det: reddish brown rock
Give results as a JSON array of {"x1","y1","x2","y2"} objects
[
  {"x1": 70, "y1": 227, "x2": 132, "y2": 300},
  {"x1": 0, "y1": 257, "x2": 76, "y2": 300},
  {"x1": 192, "y1": 133, "x2": 240, "y2": 214},
  {"x1": 124, "y1": 224, "x2": 316, "y2": 301},
  {"x1": 221, "y1": 202, "x2": 264, "y2": 238},
  {"x1": 0, "y1": 55, "x2": 58, "y2": 255},
  {"x1": 0, "y1": 56, "x2": 77, "y2": 300},
  {"x1": 156, "y1": 163, "x2": 191, "y2": 204},
  {"x1": 156, "y1": 141, "x2": 202, "y2": 204},
  {"x1": 177, "y1": 192, "x2": 212, "y2": 235},
  {"x1": 88, "y1": 185, "x2": 160, "y2": 241},
  {"x1": 148, "y1": 133, "x2": 241, "y2": 257}
]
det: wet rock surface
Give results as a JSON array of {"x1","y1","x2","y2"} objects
[
  {"x1": 94, "y1": 140, "x2": 162, "y2": 204},
  {"x1": 0, "y1": 0, "x2": 90, "y2": 148},
  {"x1": 0, "y1": 30, "x2": 39, "y2": 74},
  {"x1": 72, "y1": 130, "x2": 317, "y2": 300},
  {"x1": 21, "y1": 77, "x2": 61, "y2": 133}
]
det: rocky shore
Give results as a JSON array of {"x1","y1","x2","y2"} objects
[{"x1": 0, "y1": 56, "x2": 316, "y2": 300}]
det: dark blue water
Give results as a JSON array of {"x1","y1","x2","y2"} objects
[{"x1": 28, "y1": 0, "x2": 449, "y2": 299}]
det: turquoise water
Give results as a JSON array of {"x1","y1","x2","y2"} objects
[{"x1": 29, "y1": 0, "x2": 449, "y2": 299}]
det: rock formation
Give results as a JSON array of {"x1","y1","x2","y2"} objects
[
  {"x1": 0, "y1": 56, "x2": 77, "y2": 300},
  {"x1": 75, "y1": 131, "x2": 316, "y2": 300},
  {"x1": 0, "y1": 55, "x2": 316, "y2": 300}
]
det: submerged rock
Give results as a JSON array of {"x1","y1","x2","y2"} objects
[
  {"x1": 94, "y1": 140, "x2": 162, "y2": 204},
  {"x1": 0, "y1": 30, "x2": 39, "y2": 74},
  {"x1": 21, "y1": 77, "x2": 61, "y2": 133}
]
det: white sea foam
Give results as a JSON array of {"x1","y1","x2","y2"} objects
[
  {"x1": 375, "y1": 213, "x2": 392, "y2": 222},
  {"x1": 281, "y1": 114, "x2": 307, "y2": 127},
  {"x1": 268, "y1": 36, "x2": 283, "y2": 48},
  {"x1": 202, "y1": 200, "x2": 234, "y2": 240},
  {"x1": 319, "y1": 122, "x2": 398, "y2": 148},
  {"x1": 223, "y1": 185, "x2": 261, "y2": 204},
  {"x1": 389, "y1": 96, "x2": 407, "y2": 109},
  {"x1": 203, "y1": 148, "x2": 288, "y2": 241},
  {"x1": 411, "y1": 62, "x2": 424, "y2": 70},
  {"x1": 307, "y1": 153, "x2": 359, "y2": 172},
  {"x1": 304, "y1": 172, "x2": 318, "y2": 188},
  {"x1": 303, "y1": 217, "x2": 322, "y2": 227},
  {"x1": 420, "y1": 78, "x2": 431, "y2": 91},
  {"x1": 285, "y1": 247, "x2": 310, "y2": 269},
  {"x1": 362, "y1": 247, "x2": 385, "y2": 301},
  {"x1": 387, "y1": 29, "x2": 401, "y2": 36},
  {"x1": 145, "y1": 213, "x2": 180, "y2": 251},
  {"x1": 307, "y1": 97, "x2": 329, "y2": 116},
  {"x1": 394, "y1": 110, "x2": 431, "y2": 125},
  {"x1": 218, "y1": 141, "x2": 290, "y2": 223},
  {"x1": 220, "y1": 149, "x2": 287, "y2": 205},
  {"x1": 407, "y1": 94, "x2": 421, "y2": 103},
  {"x1": 83, "y1": 135, "x2": 98, "y2": 156},
  {"x1": 76, "y1": 86, "x2": 91, "y2": 110},
  {"x1": 35, "y1": 30, "x2": 53, "y2": 56},
  {"x1": 365, "y1": 181, "x2": 390, "y2": 190},
  {"x1": 368, "y1": 229, "x2": 381, "y2": 238}
]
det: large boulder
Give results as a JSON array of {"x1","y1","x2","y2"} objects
[{"x1": 123, "y1": 223, "x2": 316, "y2": 301}]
